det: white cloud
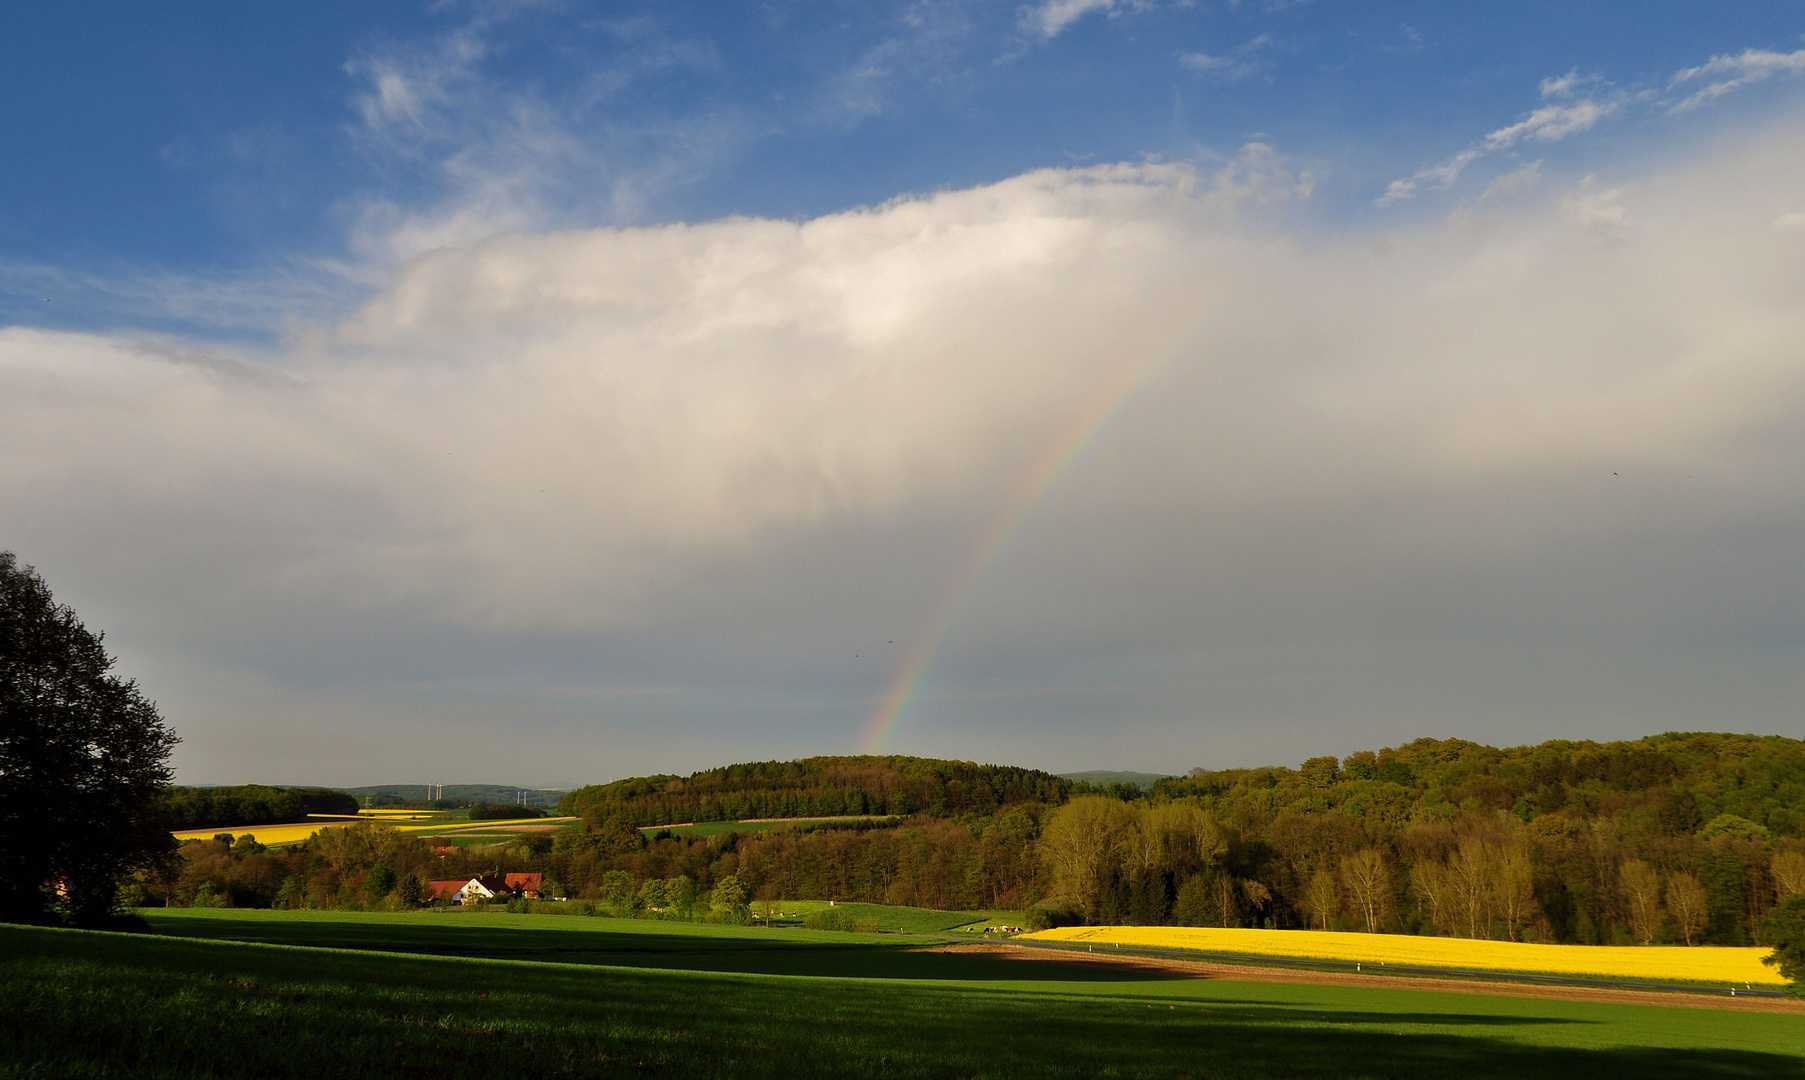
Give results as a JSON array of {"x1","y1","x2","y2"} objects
[
  {"x1": 1475, "y1": 160, "x2": 1543, "y2": 204},
  {"x1": 19, "y1": 112, "x2": 1805, "y2": 780},
  {"x1": 1776, "y1": 211, "x2": 1805, "y2": 229},
  {"x1": 1381, "y1": 96, "x2": 1620, "y2": 204},
  {"x1": 10, "y1": 122, "x2": 1805, "y2": 642},
  {"x1": 1382, "y1": 37, "x2": 1805, "y2": 207},
  {"x1": 1210, "y1": 141, "x2": 1315, "y2": 202},
  {"x1": 1180, "y1": 35, "x2": 1277, "y2": 82},
  {"x1": 1537, "y1": 68, "x2": 1600, "y2": 99},
  {"x1": 1560, "y1": 175, "x2": 1630, "y2": 228},
  {"x1": 1670, "y1": 47, "x2": 1805, "y2": 112},
  {"x1": 1019, "y1": 0, "x2": 1146, "y2": 41},
  {"x1": 1484, "y1": 98, "x2": 1620, "y2": 149}
]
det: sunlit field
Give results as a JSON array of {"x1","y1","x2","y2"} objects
[
  {"x1": 168, "y1": 816, "x2": 576, "y2": 846},
  {"x1": 1021, "y1": 926, "x2": 1785, "y2": 986}
]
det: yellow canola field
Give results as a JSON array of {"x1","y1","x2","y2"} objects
[
  {"x1": 1017, "y1": 926, "x2": 1783, "y2": 986},
  {"x1": 171, "y1": 817, "x2": 571, "y2": 846},
  {"x1": 170, "y1": 821, "x2": 332, "y2": 845}
]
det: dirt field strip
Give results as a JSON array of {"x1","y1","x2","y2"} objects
[{"x1": 918, "y1": 943, "x2": 1805, "y2": 1015}]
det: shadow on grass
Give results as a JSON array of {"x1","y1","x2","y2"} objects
[
  {"x1": 143, "y1": 909, "x2": 1157, "y2": 982},
  {"x1": 5, "y1": 924, "x2": 1799, "y2": 1080}
]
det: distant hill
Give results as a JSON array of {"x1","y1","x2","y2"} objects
[
  {"x1": 163, "y1": 785, "x2": 359, "y2": 831},
  {"x1": 173, "y1": 733, "x2": 1805, "y2": 947},
  {"x1": 338, "y1": 784, "x2": 566, "y2": 807},
  {"x1": 1060, "y1": 770, "x2": 1173, "y2": 790},
  {"x1": 559, "y1": 755, "x2": 1072, "y2": 825},
  {"x1": 1152, "y1": 731, "x2": 1805, "y2": 837}
]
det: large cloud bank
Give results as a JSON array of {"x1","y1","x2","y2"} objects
[{"x1": 7, "y1": 121, "x2": 1805, "y2": 777}]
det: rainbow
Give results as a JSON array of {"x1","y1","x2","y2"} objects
[{"x1": 859, "y1": 349, "x2": 1172, "y2": 754}]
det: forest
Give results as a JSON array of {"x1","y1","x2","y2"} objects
[
  {"x1": 556, "y1": 756, "x2": 1075, "y2": 824},
  {"x1": 161, "y1": 784, "x2": 360, "y2": 831},
  {"x1": 155, "y1": 733, "x2": 1805, "y2": 947}
]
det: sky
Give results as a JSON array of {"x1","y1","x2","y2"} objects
[{"x1": 4, "y1": 2, "x2": 1805, "y2": 787}]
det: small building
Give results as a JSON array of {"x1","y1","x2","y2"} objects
[
  {"x1": 427, "y1": 879, "x2": 474, "y2": 903},
  {"x1": 504, "y1": 872, "x2": 544, "y2": 899},
  {"x1": 426, "y1": 874, "x2": 541, "y2": 905}
]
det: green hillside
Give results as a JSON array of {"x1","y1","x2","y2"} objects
[
  {"x1": 339, "y1": 784, "x2": 566, "y2": 807},
  {"x1": 162, "y1": 734, "x2": 1805, "y2": 948},
  {"x1": 558, "y1": 755, "x2": 1073, "y2": 825}
]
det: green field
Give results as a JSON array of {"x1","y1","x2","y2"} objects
[{"x1": 6, "y1": 909, "x2": 1803, "y2": 1078}]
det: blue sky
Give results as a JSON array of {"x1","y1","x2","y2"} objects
[
  {"x1": 4, "y1": 3, "x2": 1805, "y2": 785},
  {"x1": 6, "y1": 1, "x2": 1802, "y2": 324}
]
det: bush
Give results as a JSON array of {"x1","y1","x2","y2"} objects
[
  {"x1": 709, "y1": 875, "x2": 750, "y2": 923},
  {"x1": 803, "y1": 908, "x2": 879, "y2": 933},
  {"x1": 1025, "y1": 897, "x2": 1083, "y2": 931},
  {"x1": 365, "y1": 864, "x2": 397, "y2": 901},
  {"x1": 1762, "y1": 894, "x2": 1805, "y2": 999},
  {"x1": 805, "y1": 908, "x2": 855, "y2": 932}
]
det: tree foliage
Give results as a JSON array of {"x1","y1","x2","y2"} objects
[
  {"x1": 161, "y1": 784, "x2": 357, "y2": 831},
  {"x1": 558, "y1": 755, "x2": 1072, "y2": 825},
  {"x1": 1763, "y1": 895, "x2": 1805, "y2": 999},
  {"x1": 0, "y1": 552, "x2": 178, "y2": 924},
  {"x1": 155, "y1": 735, "x2": 1805, "y2": 947}
]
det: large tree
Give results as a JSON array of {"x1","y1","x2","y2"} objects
[{"x1": 0, "y1": 552, "x2": 178, "y2": 924}]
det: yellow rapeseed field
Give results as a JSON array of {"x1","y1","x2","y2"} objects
[
  {"x1": 170, "y1": 821, "x2": 335, "y2": 845},
  {"x1": 171, "y1": 817, "x2": 572, "y2": 846},
  {"x1": 1018, "y1": 926, "x2": 1784, "y2": 986}
]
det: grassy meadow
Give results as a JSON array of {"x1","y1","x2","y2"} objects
[{"x1": 5, "y1": 908, "x2": 1804, "y2": 1078}]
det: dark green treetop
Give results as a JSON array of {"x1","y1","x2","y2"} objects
[{"x1": 0, "y1": 552, "x2": 179, "y2": 924}]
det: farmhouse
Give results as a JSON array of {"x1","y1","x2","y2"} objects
[
  {"x1": 427, "y1": 879, "x2": 475, "y2": 902},
  {"x1": 427, "y1": 874, "x2": 542, "y2": 904}
]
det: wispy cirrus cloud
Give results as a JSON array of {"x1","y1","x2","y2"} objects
[
  {"x1": 341, "y1": 6, "x2": 744, "y2": 270},
  {"x1": 1019, "y1": 0, "x2": 1148, "y2": 41},
  {"x1": 1383, "y1": 43, "x2": 1805, "y2": 206},
  {"x1": 1378, "y1": 91, "x2": 1620, "y2": 205},
  {"x1": 1180, "y1": 35, "x2": 1277, "y2": 82},
  {"x1": 813, "y1": 2, "x2": 978, "y2": 125},
  {"x1": 1669, "y1": 47, "x2": 1805, "y2": 112}
]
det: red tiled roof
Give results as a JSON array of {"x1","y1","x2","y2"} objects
[
  {"x1": 427, "y1": 879, "x2": 470, "y2": 900},
  {"x1": 504, "y1": 872, "x2": 543, "y2": 889}
]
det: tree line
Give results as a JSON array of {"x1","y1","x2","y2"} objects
[
  {"x1": 161, "y1": 785, "x2": 360, "y2": 831},
  {"x1": 557, "y1": 756, "x2": 1073, "y2": 825},
  {"x1": 152, "y1": 734, "x2": 1805, "y2": 948}
]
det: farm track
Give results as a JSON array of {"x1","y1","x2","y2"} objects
[{"x1": 941, "y1": 941, "x2": 1804, "y2": 1011}]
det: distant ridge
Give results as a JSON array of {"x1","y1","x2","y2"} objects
[
  {"x1": 339, "y1": 784, "x2": 567, "y2": 807},
  {"x1": 1059, "y1": 770, "x2": 1172, "y2": 789},
  {"x1": 559, "y1": 755, "x2": 1072, "y2": 825}
]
